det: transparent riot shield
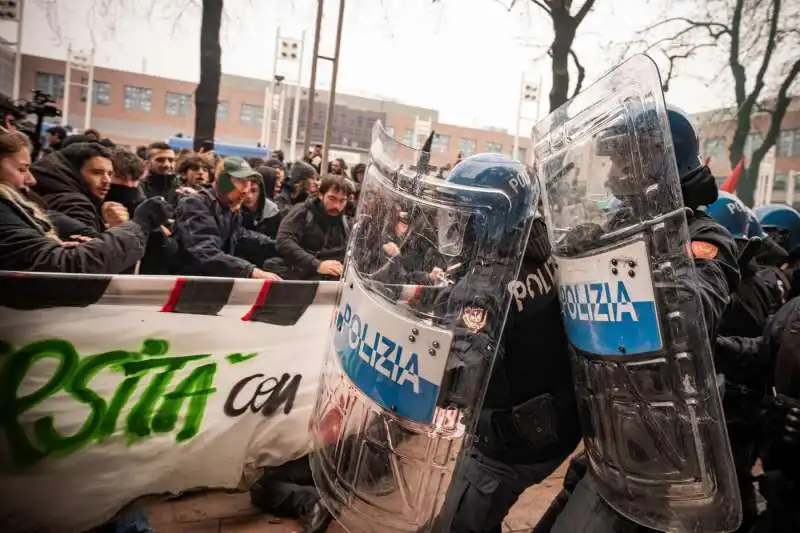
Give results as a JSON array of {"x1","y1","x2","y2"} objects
[
  {"x1": 310, "y1": 122, "x2": 534, "y2": 533},
  {"x1": 532, "y1": 55, "x2": 741, "y2": 533}
]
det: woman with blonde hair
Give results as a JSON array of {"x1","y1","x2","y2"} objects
[{"x1": 0, "y1": 130, "x2": 171, "y2": 273}]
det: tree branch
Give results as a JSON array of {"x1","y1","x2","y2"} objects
[
  {"x1": 660, "y1": 43, "x2": 717, "y2": 92},
  {"x1": 569, "y1": 48, "x2": 585, "y2": 98},
  {"x1": 639, "y1": 16, "x2": 731, "y2": 39},
  {"x1": 574, "y1": 0, "x2": 596, "y2": 25},
  {"x1": 529, "y1": 0, "x2": 551, "y2": 16}
]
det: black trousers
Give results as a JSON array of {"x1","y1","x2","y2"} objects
[{"x1": 250, "y1": 456, "x2": 319, "y2": 519}]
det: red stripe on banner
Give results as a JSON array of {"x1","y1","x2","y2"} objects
[
  {"x1": 161, "y1": 277, "x2": 187, "y2": 313},
  {"x1": 241, "y1": 280, "x2": 273, "y2": 321}
]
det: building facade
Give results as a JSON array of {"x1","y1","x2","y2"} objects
[
  {"x1": 694, "y1": 98, "x2": 800, "y2": 208},
  {"x1": 15, "y1": 53, "x2": 523, "y2": 168}
]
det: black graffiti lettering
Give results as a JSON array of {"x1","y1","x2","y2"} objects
[{"x1": 224, "y1": 373, "x2": 302, "y2": 418}]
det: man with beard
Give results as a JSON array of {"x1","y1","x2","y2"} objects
[
  {"x1": 270, "y1": 174, "x2": 352, "y2": 280},
  {"x1": 140, "y1": 141, "x2": 181, "y2": 205}
]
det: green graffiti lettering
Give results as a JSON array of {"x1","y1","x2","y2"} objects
[
  {"x1": 0, "y1": 338, "x2": 222, "y2": 466},
  {"x1": 34, "y1": 349, "x2": 132, "y2": 458},
  {"x1": 152, "y1": 363, "x2": 218, "y2": 441},
  {"x1": 0, "y1": 339, "x2": 78, "y2": 465}
]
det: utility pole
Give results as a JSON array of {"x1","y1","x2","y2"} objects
[
  {"x1": 321, "y1": 0, "x2": 346, "y2": 174},
  {"x1": 302, "y1": 0, "x2": 325, "y2": 158}
]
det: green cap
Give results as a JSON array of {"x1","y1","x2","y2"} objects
[{"x1": 217, "y1": 157, "x2": 261, "y2": 194}]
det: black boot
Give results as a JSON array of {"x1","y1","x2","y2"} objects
[{"x1": 299, "y1": 501, "x2": 333, "y2": 533}]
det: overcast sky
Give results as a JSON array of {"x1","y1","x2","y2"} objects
[{"x1": 0, "y1": 0, "x2": 742, "y2": 132}]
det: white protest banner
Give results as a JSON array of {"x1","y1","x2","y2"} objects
[{"x1": 0, "y1": 272, "x2": 339, "y2": 533}]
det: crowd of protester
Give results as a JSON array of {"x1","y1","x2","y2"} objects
[{"x1": 0, "y1": 127, "x2": 365, "y2": 282}]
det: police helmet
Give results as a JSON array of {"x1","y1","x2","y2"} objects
[
  {"x1": 753, "y1": 203, "x2": 800, "y2": 254},
  {"x1": 666, "y1": 104, "x2": 703, "y2": 178},
  {"x1": 705, "y1": 191, "x2": 750, "y2": 240},
  {"x1": 441, "y1": 153, "x2": 536, "y2": 250},
  {"x1": 745, "y1": 208, "x2": 768, "y2": 239}
]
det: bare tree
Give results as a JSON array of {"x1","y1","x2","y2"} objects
[
  {"x1": 34, "y1": 0, "x2": 224, "y2": 150},
  {"x1": 433, "y1": 0, "x2": 597, "y2": 112},
  {"x1": 634, "y1": 0, "x2": 800, "y2": 206}
]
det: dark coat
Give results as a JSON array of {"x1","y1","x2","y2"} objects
[
  {"x1": 173, "y1": 188, "x2": 270, "y2": 278},
  {"x1": 0, "y1": 196, "x2": 147, "y2": 273},
  {"x1": 273, "y1": 197, "x2": 349, "y2": 280}
]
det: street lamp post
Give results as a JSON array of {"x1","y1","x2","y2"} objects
[{"x1": 513, "y1": 75, "x2": 541, "y2": 163}]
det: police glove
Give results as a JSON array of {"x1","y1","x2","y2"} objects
[
  {"x1": 133, "y1": 196, "x2": 173, "y2": 233},
  {"x1": 765, "y1": 393, "x2": 800, "y2": 449}
]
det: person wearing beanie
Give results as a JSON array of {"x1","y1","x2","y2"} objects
[{"x1": 172, "y1": 156, "x2": 281, "y2": 280}]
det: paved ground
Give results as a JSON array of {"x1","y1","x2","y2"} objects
[{"x1": 146, "y1": 457, "x2": 568, "y2": 533}]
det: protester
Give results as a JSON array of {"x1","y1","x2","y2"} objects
[
  {"x1": 46, "y1": 126, "x2": 67, "y2": 152},
  {"x1": 140, "y1": 141, "x2": 180, "y2": 204},
  {"x1": 241, "y1": 165, "x2": 282, "y2": 238},
  {"x1": 107, "y1": 147, "x2": 146, "y2": 216},
  {"x1": 276, "y1": 160, "x2": 317, "y2": 215},
  {"x1": 350, "y1": 162, "x2": 365, "y2": 184},
  {"x1": 173, "y1": 156, "x2": 281, "y2": 279},
  {"x1": 329, "y1": 157, "x2": 347, "y2": 176},
  {"x1": 269, "y1": 174, "x2": 352, "y2": 280},
  {"x1": 0, "y1": 130, "x2": 170, "y2": 273},
  {"x1": 177, "y1": 154, "x2": 213, "y2": 191},
  {"x1": 32, "y1": 142, "x2": 123, "y2": 233}
]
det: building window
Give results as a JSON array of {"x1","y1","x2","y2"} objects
[
  {"x1": 165, "y1": 92, "x2": 192, "y2": 116},
  {"x1": 777, "y1": 128, "x2": 800, "y2": 157},
  {"x1": 402, "y1": 129, "x2": 414, "y2": 146},
  {"x1": 433, "y1": 134, "x2": 450, "y2": 154},
  {"x1": 485, "y1": 141, "x2": 503, "y2": 153},
  {"x1": 80, "y1": 80, "x2": 111, "y2": 105},
  {"x1": 458, "y1": 138, "x2": 477, "y2": 157},
  {"x1": 516, "y1": 146, "x2": 527, "y2": 163},
  {"x1": 703, "y1": 137, "x2": 726, "y2": 161},
  {"x1": 217, "y1": 101, "x2": 229, "y2": 121},
  {"x1": 240, "y1": 103, "x2": 264, "y2": 125},
  {"x1": 744, "y1": 132, "x2": 762, "y2": 158},
  {"x1": 35, "y1": 72, "x2": 65, "y2": 99},
  {"x1": 773, "y1": 173, "x2": 788, "y2": 191},
  {"x1": 384, "y1": 125, "x2": 396, "y2": 137},
  {"x1": 123, "y1": 86, "x2": 152, "y2": 111}
]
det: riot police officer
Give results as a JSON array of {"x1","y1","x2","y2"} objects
[
  {"x1": 543, "y1": 101, "x2": 741, "y2": 533},
  {"x1": 716, "y1": 295, "x2": 800, "y2": 532},
  {"x1": 432, "y1": 205, "x2": 582, "y2": 533},
  {"x1": 754, "y1": 203, "x2": 800, "y2": 298},
  {"x1": 704, "y1": 192, "x2": 787, "y2": 530}
]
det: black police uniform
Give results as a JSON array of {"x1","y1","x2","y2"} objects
[
  {"x1": 547, "y1": 210, "x2": 740, "y2": 533},
  {"x1": 720, "y1": 296, "x2": 800, "y2": 532},
  {"x1": 436, "y1": 217, "x2": 582, "y2": 533}
]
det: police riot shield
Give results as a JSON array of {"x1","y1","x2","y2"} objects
[
  {"x1": 310, "y1": 122, "x2": 535, "y2": 533},
  {"x1": 531, "y1": 55, "x2": 741, "y2": 532}
]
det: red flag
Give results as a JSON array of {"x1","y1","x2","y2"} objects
[{"x1": 720, "y1": 158, "x2": 744, "y2": 193}]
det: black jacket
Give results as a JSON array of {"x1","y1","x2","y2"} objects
[
  {"x1": 140, "y1": 173, "x2": 182, "y2": 206},
  {"x1": 274, "y1": 197, "x2": 349, "y2": 280},
  {"x1": 0, "y1": 196, "x2": 147, "y2": 274},
  {"x1": 173, "y1": 188, "x2": 258, "y2": 278},
  {"x1": 477, "y1": 219, "x2": 581, "y2": 464},
  {"x1": 31, "y1": 149, "x2": 106, "y2": 233}
]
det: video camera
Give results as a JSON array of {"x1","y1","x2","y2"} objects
[
  {"x1": 1, "y1": 90, "x2": 62, "y2": 122},
  {"x1": 1, "y1": 90, "x2": 63, "y2": 160}
]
